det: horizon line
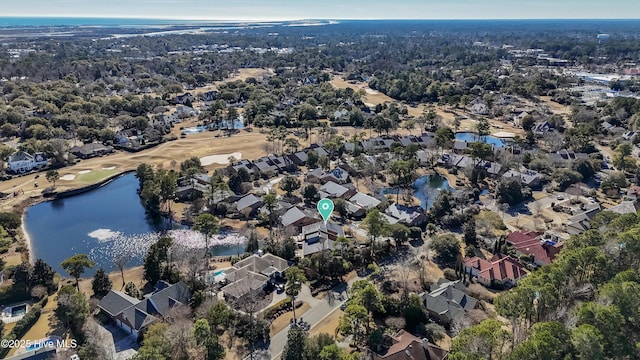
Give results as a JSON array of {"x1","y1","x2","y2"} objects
[{"x1": 1, "y1": 15, "x2": 640, "y2": 22}]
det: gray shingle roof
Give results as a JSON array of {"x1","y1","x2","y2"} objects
[
  {"x1": 319, "y1": 181, "x2": 349, "y2": 198},
  {"x1": 349, "y1": 192, "x2": 381, "y2": 209},
  {"x1": 421, "y1": 280, "x2": 477, "y2": 324},
  {"x1": 98, "y1": 291, "x2": 139, "y2": 317},
  {"x1": 237, "y1": 194, "x2": 262, "y2": 211}
]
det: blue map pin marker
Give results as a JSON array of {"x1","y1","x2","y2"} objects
[{"x1": 317, "y1": 198, "x2": 334, "y2": 224}]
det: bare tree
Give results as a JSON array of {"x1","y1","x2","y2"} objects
[
  {"x1": 113, "y1": 250, "x2": 133, "y2": 289},
  {"x1": 166, "y1": 315, "x2": 195, "y2": 360},
  {"x1": 233, "y1": 281, "x2": 267, "y2": 360}
]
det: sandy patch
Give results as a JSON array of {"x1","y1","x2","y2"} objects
[
  {"x1": 59, "y1": 174, "x2": 75, "y2": 181},
  {"x1": 200, "y1": 152, "x2": 243, "y2": 166},
  {"x1": 78, "y1": 170, "x2": 91, "y2": 174},
  {"x1": 365, "y1": 88, "x2": 379, "y2": 95},
  {"x1": 102, "y1": 166, "x2": 116, "y2": 170}
]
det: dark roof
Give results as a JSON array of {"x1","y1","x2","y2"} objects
[
  {"x1": 120, "y1": 305, "x2": 158, "y2": 331},
  {"x1": 148, "y1": 281, "x2": 191, "y2": 318},
  {"x1": 98, "y1": 290, "x2": 139, "y2": 317},
  {"x1": 421, "y1": 280, "x2": 477, "y2": 324},
  {"x1": 237, "y1": 194, "x2": 262, "y2": 211},
  {"x1": 98, "y1": 282, "x2": 191, "y2": 331},
  {"x1": 8, "y1": 151, "x2": 34, "y2": 162}
]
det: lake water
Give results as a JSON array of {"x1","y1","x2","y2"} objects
[
  {"x1": 455, "y1": 132, "x2": 507, "y2": 148},
  {"x1": 381, "y1": 174, "x2": 455, "y2": 210},
  {"x1": 25, "y1": 173, "x2": 245, "y2": 275}
]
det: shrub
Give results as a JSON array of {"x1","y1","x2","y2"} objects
[
  {"x1": 443, "y1": 268, "x2": 458, "y2": 281},
  {"x1": 11, "y1": 304, "x2": 42, "y2": 339}
]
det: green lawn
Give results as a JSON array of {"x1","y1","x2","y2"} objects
[{"x1": 76, "y1": 169, "x2": 117, "y2": 183}]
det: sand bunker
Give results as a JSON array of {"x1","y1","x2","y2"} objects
[
  {"x1": 365, "y1": 88, "x2": 379, "y2": 95},
  {"x1": 200, "y1": 152, "x2": 243, "y2": 166},
  {"x1": 78, "y1": 170, "x2": 92, "y2": 174},
  {"x1": 60, "y1": 174, "x2": 76, "y2": 181},
  {"x1": 102, "y1": 166, "x2": 116, "y2": 170}
]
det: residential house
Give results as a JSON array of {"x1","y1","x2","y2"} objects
[
  {"x1": 623, "y1": 131, "x2": 636, "y2": 140},
  {"x1": 464, "y1": 254, "x2": 527, "y2": 288},
  {"x1": 69, "y1": 143, "x2": 114, "y2": 159},
  {"x1": 608, "y1": 200, "x2": 639, "y2": 215},
  {"x1": 174, "y1": 92, "x2": 194, "y2": 105},
  {"x1": 7, "y1": 151, "x2": 48, "y2": 173},
  {"x1": 306, "y1": 168, "x2": 327, "y2": 184},
  {"x1": 175, "y1": 173, "x2": 213, "y2": 201},
  {"x1": 289, "y1": 151, "x2": 308, "y2": 166},
  {"x1": 479, "y1": 160, "x2": 503, "y2": 177},
  {"x1": 452, "y1": 140, "x2": 468, "y2": 153},
  {"x1": 307, "y1": 168, "x2": 350, "y2": 184},
  {"x1": 301, "y1": 221, "x2": 345, "y2": 257},
  {"x1": 532, "y1": 121, "x2": 555, "y2": 135},
  {"x1": 228, "y1": 159, "x2": 255, "y2": 177},
  {"x1": 199, "y1": 91, "x2": 218, "y2": 102},
  {"x1": 385, "y1": 203, "x2": 427, "y2": 227},
  {"x1": 235, "y1": 194, "x2": 263, "y2": 218},
  {"x1": 281, "y1": 206, "x2": 320, "y2": 228},
  {"x1": 308, "y1": 144, "x2": 329, "y2": 157},
  {"x1": 469, "y1": 98, "x2": 489, "y2": 115},
  {"x1": 253, "y1": 157, "x2": 279, "y2": 178},
  {"x1": 420, "y1": 279, "x2": 478, "y2": 325},
  {"x1": 565, "y1": 203, "x2": 601, "y2": 235},
  {"x1": 548, "y1": 149, "x2": 589, "y2": 165},
  {"x1": 332, "y1": 109, "x2": 349, "y2": 123},
  {"x1": 347, "y1": 192, "x2": 381, "y2": 218},
  {"x1": 97, "y1": 281, "x2": 190, "y2": 338},
  {"x1": 361, "y1": 137, "x2": 395, "y2": 153},
  {"x1": 397, "y1": 133, "x2": 435, "y2": 149},
  {"x1": 319, "y1": 181, "x2": 356, "y2": 199},
  {"x1": 221, "y1": 253, "x2": 289, "y2": 302},
  {"x1": 115, "y1": 129, "x2": 142, "y2": 147},
  {"x1": 502, "y1": 169, "x2": 543, "y2": 189},
  {"x1": 175, "y1": 105, "x2": 198, "y2": 118},
  {"x1": 506, "y1": 231, "x2": 563, "y2": 266},
  {"x1": 267, "y1": 155, "x2": 295, "y2": 173},
  {"x1": 368, "y1": 330, "x2": 449, "y2": 360}
]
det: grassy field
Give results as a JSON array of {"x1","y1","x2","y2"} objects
[{"x1": 76, "y1": 169, "x2": 118, "y2": 183}]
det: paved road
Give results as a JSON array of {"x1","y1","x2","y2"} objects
[{"x1": 268, "y1": 276, "x2": 360, "y2": 359}]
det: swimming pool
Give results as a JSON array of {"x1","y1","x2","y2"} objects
[
  {"x1": 213, "y1": 269, "x2": 225, "y2": 276},
  {"x1": 455, "y1": 132, "x2": 507, "y2": 148},
  {"x1": 11, "y1": 304, "x2": 27, "y2": 317}
]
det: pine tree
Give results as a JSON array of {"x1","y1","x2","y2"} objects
[{"x1": 91, "y1": 268, "x2": 112, "y2": 298}]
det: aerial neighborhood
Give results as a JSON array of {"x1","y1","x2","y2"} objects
[{"x1": 0, "y1": 14, "x2": 639, "y2": 360}]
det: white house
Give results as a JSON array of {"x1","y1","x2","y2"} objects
[{"x1": 8, "y1": 151, "x2": 48, "y2": 173}]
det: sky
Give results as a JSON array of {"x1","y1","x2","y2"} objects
[{"x1": 2, "y1": 0, "x2": 640, "y2": 21}]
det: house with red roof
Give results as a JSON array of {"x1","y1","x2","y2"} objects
[
  {"x1": 464, "y1": 254, "x2": 528, "y2": 288},
  {"x1": 506, "y1": 231, "x2": 563, "y2": 266}
]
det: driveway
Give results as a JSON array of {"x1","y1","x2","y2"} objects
[
  {"x1": 268, "y1": 275, "x2": 362, "y2": 359},
  {"x1": 102, "y1": 323, "x2": 139, "y2": 359}
]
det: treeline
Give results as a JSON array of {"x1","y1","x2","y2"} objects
[{"x1": 449, "y1": 209, "x2": 640, "y2": 359}]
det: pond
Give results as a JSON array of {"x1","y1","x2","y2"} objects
[
  {"x1": 381, "y1": 174, "x2": 456, "y2": 210},
  {"x1": 25, "y1": 173, "x2": 247, "y2": 275},
  {"x1": 182, "y1": 119, "x2": 245, "y2": 134},
  {"x1": 455, "y1": 132, "x2": 507, "y2": 148}
]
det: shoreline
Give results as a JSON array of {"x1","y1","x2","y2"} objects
[
  {"x1": 18, "y1": 170, "x2": 132, "y2": 266},
  {"x1": 21, "y1": 213, "x2": 33, "y2": 264}
]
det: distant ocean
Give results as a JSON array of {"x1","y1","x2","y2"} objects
[
  {"x1": 0, "y1": 17, "x2": 638, "y2": 30},
  {"x1": 0, "y1": 17, "x2": 229, "y2": 27}
]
